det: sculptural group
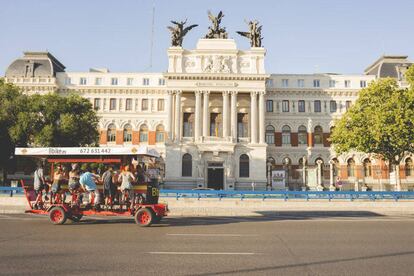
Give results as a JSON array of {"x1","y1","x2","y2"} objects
[{"x1": 167, "y1": 10, "x2": 263, "y2": 47}]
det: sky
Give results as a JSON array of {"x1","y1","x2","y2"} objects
[{"x1": 1, "y1": 0, "x2": 413, "y2": 76}]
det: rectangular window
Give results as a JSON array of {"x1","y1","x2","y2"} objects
[
  {"x1": 266, "y1": 100, "x2": 273, "y2": 112},
  {"x1": 111, "y1": 78, "x2": 118, "y2": 85},
  {"x1": 360, "y1": 80, "x2": 367, "y2": 88},
  {"x1": 237, "y1": 113, "x2": 248, "y2": 138},
  {"x1": 346, "y1": 100, "x2": 352, "y2": 111},
  {"x1": 183, "y1": 113, "x2": 194, "y2": 137},
  {"x1": 313, "y1": 79, "x2": 320, "y2": 88},
  {"x1": 109, "y1": 98, "x2": 116, "y2": 110},
  {"x1": 314, "y1": 100, "x2": 321, "y2": 112},
  {"x1": 282, "y1": 100, "x2": 289, "y2": 112},
  {"x1": 297, "y1": 79, "x2": 304, "y2": 87},
  {"x1": 79, "y1": 77, "x2": 87, "y2": 85},
  {"x1": 345, "y1": 80, "x2": 351, "y2": 88},
  {"x1": 141, "y1": 99, "x2": 148, "y2": 111},
  {"x1": 143, "y1": 78, "x2": 150, "y2": 86},
  {"x1": 329, "y1": 80, "x2": 336, "y2": 88},
  {"x1": 298, "y1": 100, "x2": 305, "y2": 112},
  {"x1": 95, "y1": 78, "x2": 102, "y2": 85},
  {"x1": 157, "y1": 99, "x2": 165, "y2": 111},
  {"x1": 330, "y1": 100, "x2": 337, "y2": 113},
  {"x1": 158, "y1": 78, "x2": 165, "y2": 86},
  {"x1": 65, "y1": 77, "x2": 71, "y2": 85},
  {"x1": 282, "y1": 79, "x2": 289, "y2": 88},
  {"x1": 125, "y1": 98, "x2": 132, "y2": 111},
  {"x1": 210, "y1": 113, "x2": 222, "y2": 137},
  {"x1": 266, "y1": 79, "x2": 274, "y2": 87},
  {"x1": 93, "y1": 98, "x2": 101, "y2": 110},
  {"x1": 127, "y1": 78, "x2": 133, "y2": 86}
]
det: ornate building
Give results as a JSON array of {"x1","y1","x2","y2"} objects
[{"x1": 4, "y1": 37, "x2": 413, "y2": 191}]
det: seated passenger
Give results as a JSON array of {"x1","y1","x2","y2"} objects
[
  {"x1": 118, "y1": 165, "x2": 135, "y2": 204},
  {"x1": 68, "y1": 164, "x2": 81, "y2": 205},
  {"x1": 51, "y1": 164, "x2": 66, "y2": 203}
]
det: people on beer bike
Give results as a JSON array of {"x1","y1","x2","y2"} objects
[
  {"x1": 51, "y1": 164, "x2": 66, "y2": 204},
  {"x1": 118, "y1": 165, "x2": 135, "y2": 207},
  {"x1": 79, "y1": 169, "x2": 99, "y2": 208},
  {"x1": 33, "y1": 163, "x2": 48, "y2": 209},
  {"x1": 68, "y1": 163, "x2": 81, "y2": 206}
]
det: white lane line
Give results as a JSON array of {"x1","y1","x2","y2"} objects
[
  {"x1": 149, "y1": 252, "x2": 259, "y2": 255},
  {"x1": 166, "y1": 234, "x2": 258, "y2": 237}
]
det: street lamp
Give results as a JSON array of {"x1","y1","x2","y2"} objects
[
  {"x1": 283, "y1": 157, "x2": 290, "y2": 190},
  {"x1": 302, "y1": 156, "x2": 307, "y2": 191}
]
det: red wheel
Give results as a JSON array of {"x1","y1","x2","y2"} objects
[
  {"x1": 49, "y1": 206, "x2": 67, "y2": 225},
  {"x1": 134, "y1": 208, "x2": 153, "y2": 227}
]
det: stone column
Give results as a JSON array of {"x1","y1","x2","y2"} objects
[
  {"x1": 230, "y1": 91, "x2": 238, "y2": 140},
  {"x1": 222, "y1": 91, "x2": 229, "y2": 138},
  {"x1": 258, "y1": 91, "x2": 265, "y2": 144},
  {"x1": 166, "y1": 91, "x2": 174, "y2": 141},
  {"x1": 250, "y1": 91, "x2": 258, "y2": 144},
  {"x1": 202, "y1": 91, "x2": 210, "y2": 137},
  {"x1": 317, "y1": 159, "x2": 323, "y2": 190},
  {"x1": 194, "y1": 91, "x2": 202, "y2": 141},
  {"x1": 174, "y1": 91, "x2": 181, "y2": 142}
]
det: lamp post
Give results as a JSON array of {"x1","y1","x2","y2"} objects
[
  {"x1": 266, "y1": 160, "x2": 272, "y2": 190},
  {"x1": 329, "y1": 160, "x2": 335, "y2": 191},
  {"x1": 283, "y1": 157, "x2": 290, "y2": 190}
]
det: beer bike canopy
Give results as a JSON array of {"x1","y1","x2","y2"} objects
[{"x1": 15, "y1": 146, "x2": 160, "y2": 158}]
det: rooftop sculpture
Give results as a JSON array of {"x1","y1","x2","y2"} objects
[
  {"x1": 236, "y1": 20, "x2": 263, "y2": 47},
  {"x1": 205, "y1": 10, "x2": 228, "y2": 39},
  {"x1": 167, "y1": 19, "x2": 198, "y2": 47}
]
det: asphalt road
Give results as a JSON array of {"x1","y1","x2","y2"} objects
[{"x1": 1, "y1": 212, "x2": 414, "y2": 275}]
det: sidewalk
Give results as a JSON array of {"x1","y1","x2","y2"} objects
[{"x1": 2, "y1": 195, "x2": 414, "y2": 217}]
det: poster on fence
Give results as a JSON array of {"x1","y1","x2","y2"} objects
[{"x1": 272, "y1": 170, "x2": 286, "y2": 190}]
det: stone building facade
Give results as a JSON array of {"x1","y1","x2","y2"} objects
[{"x1": 4, "y1": 40, "x2": 413, "y2": 191}]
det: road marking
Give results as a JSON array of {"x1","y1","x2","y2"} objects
[
  {"x1": 149, "y1": 251, "x2": 259, "y2": 255},
  {"x1": 166, "y1": 233, "x2": 258, "y2": 237}
]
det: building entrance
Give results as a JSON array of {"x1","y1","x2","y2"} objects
[{"x1": 207, "y1": 167, "x2": 224, "y2": 190}]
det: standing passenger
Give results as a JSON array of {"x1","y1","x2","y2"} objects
[
  {"x1": 118, "y1": 165, "x2": 135, "y2": 204},
  {"x1": 102, "y1": 166, "x2": 116, "y2": 206}
]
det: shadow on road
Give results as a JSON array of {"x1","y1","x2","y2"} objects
[{"x1": 66, "y1": 210, "x2": 387, "y2": 227}]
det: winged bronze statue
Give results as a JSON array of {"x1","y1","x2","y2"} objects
[
  {"x1": 167, "y1": 19, "x2": 198, "y2": 47},
  {"x1": 205, "y1": 10, "x2": 228, "y2": 39},
  {"x1": 237, "y1": 20, "x2": 263, "y2": 47}
]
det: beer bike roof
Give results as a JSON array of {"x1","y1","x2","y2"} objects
[{"x1": 15, "y1": 146, "x2": 160, "y2": 158}]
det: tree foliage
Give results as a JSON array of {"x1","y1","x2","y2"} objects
[
  {"x1": 0, "y1": 80, "x2": 99, "y2": 172},
  {"x1": 330, "y1": 76, "x2": 414, "y2": 165}
]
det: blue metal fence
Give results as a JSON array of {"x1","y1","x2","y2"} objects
[
  {"x1": 2, "y1": 186, "x2": 414, "y2": 201},
  {"x1": 159, "y1": 189, "x2": 414, "y2": 202}
]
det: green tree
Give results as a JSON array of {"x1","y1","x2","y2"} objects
[
  {"x1": 330, "y1": 77, "x2": 414, "y2": 190},
  {"x1": 0, "y1": 79, "x2": 30, "y2": 182}
]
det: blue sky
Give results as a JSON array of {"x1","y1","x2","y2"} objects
[{"x1": 1, "y1": 0, "x2": 413, "y2": 75}]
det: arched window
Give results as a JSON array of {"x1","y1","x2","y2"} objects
[
  {"x1": 265, "y1": 125, "x2": 275, "y2": 144},
  {"x1": 123, "y1": 124, "x2": 132, "y2": 142},
  {"x1": 314, "y1": 125, "x2": 323, "y2": 144},
  {"x1": 405, "y1": 158, "x2": 413, "y2": 176},
  {"x1": 139, "y1": 124, "x2": 148, "y2": 142},
  {"x1": 182, "y1": 153, "x2": 192, "y2": 177},
  {"x1": 155, "y1": 125, "x2": 165, "y2": 143},
  {"x1": 347, "y1": 158, "x2": 355, "y2": 177},
  {"x1": 363, "y1": 159, "x2": 372, "y2": 177},
  {"x1": 239, "y1": 154, "x2": 250, "y2": 178},
  {"x1": 298, "y1": 125, "x2": 307, "y2": 145},
  {"x1": 107, "y1": 124, "x2": 116, "y2": 142},
  {"x1": 282, "y1": 125, "x2": 291, "y2": 145}
]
